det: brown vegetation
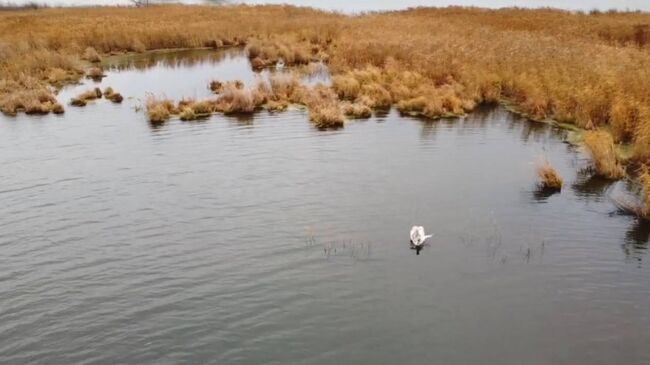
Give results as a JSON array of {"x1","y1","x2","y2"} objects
[
  {"x1": 302, "y1": 86, "x2": 344, "y2": 129},
  {"x1": 209, "y1": 80, "x2": 224, "y2": 93},
  {"x1": 583, "y1": 131, "x2": 626, "y2": 179},
  {"x1": 246, "y1": 38, "x2": 314, "y2": 69},
  {"x1": 103, "y1": 87, "x2": 123, "y2": 103},
  {"x1": 146, "y1": 95, "x2": 175, "y2": 123},
  {"x1": 536, "y1": 161, "x2": 563, "y2": 190},
  {"x1": 70, "y1": 87, "x2": 102, "y2": 107},
  {"x1": 142, "y1": 73, "x2": 348, "y2": 128},
  {"x1": 179, "y1": 107, "x2": 196, "y2": 121},
  {"x1": 51, "y1": 102, "x2": 64, "y2": 114},
  {"x1": 83, "y1": 47, "x2": 101, "y2": 63},
  {"x1": 342, "y1": 102, "x2": 372, "y2": 119},
  {"x1": 612, "y1": 166, "x2": 650, "y2": 220},
  {"x1": 209, "y1": 79, "x2": 243, "y2": 95},
  {"x1": 214, "y1": 82, "x2": 266, "y2": 114},
  {"x1": 86, "y1": 67, "x2": 105, "y2": 81},
  {"x1": 1, "y1": 5, "x2": 650, "y2": 160},
  {"x1": 0, "y1": 86, "x2": 61, "y2": 116}
]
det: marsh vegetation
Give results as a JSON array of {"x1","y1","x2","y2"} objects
[
  {"x1": 537, "y1": 161, "x2": 563, "y2": 191},
  {"x1": 1, "y1": 4, "x2": 650, "y2": 207}
]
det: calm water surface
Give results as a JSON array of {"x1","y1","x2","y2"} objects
[{"x1": 1, "y1": 49, "x2": 650, "y2": 364}]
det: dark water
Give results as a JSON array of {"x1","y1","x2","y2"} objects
[{"x1": 1, "y1": 49, "x2": 650, "y2": 365}]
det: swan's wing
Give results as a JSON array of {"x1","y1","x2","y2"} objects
[
  {"x1": 417, "y1": 226, "x2": 426, "y2": 240},
  {"x1": 411, "y1": 226, "x2": 427, "y2": 244}
]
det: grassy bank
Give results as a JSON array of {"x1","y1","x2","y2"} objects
[{"x1": 1, "y1": 4, "x2": 649, "y2": 159}]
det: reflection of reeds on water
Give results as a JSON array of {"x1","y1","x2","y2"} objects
[
  {"x1": 459, "y1": 212, "x2": 546, "y2": 264},
  {"x1": 324, "y1": 240, "x2": 372, "y2": 260},
  {"x1": 105, "y1": 49, "x2": 239, "y2": 72},
  {"x1": 305, "y1": 236, "x2": 372, "y2": 261},
  {"x1": 611, "y1": 166, "x2": 650, "y2": 221},
  {"x1": 583, "y1": 131, "x2": 625, "y2": 180},
  {"x1": 609, "y1": 169, "x2": 650, "y2": 259},
  {"x1": 571, "y1": 167, "x2": 615, "y2": 199},
  {"x1": 623, "y1": 219, "x2": 650, "y2": 260}
]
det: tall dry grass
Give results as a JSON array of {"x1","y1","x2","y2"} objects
[
  {"x1": 144, "y1": 75, "x2": 345, "y2": 128},
  {"x1": 302, "y1": 85, "x2": 344, "y2": 129},
  {"x1": 583, "y1": 130, "x2": 626, "y2": 179},
  {"x1": 1, "y1": 5, "x2": 650, "y2": 157},
  {"x1": 103, "y1": 86, "x2": 123, "y2": 103},
  {"x1": 214, "y1": 82, "x2": 266, "y2": 114},
  {"x1": 145, "y1": 95, "x2": 175, "y2": 123},
  {"x1": 536, "y1": 161, "x2": 563, "y2": 190}
]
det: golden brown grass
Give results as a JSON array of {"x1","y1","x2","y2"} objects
[
  {"x1": 175, "y1": 99, "x2": 215, "y2": 120},
  {"x1": 51, "y1": 102, "x2": 64, "y2": 114},
  {"x1": 536, "y1": 161, "x2": 563, "y2": 190},
  {"x1": 86, "y1": 67, "x2": 105, "y2": 80},
  {"x1": 583, "y1": 130, "x2": 626, "y2": 179},
  {"x1": 342, "y1": 102, "x2": 372, "y2": 119},
  {"x1": 70, "y1": 87, "x2": 102, "y2": 107},
  {"x1": 261, "y1": 74, "x2": 304, "y2": 104},
  {"x1": 83, "y1": 47, "x2": 101, "y2": 63},
  {"x1": 303, "y1": 86, "x2": 344, "y2": 129},
  {"x1": 103, "y1": 87, "x2": 114, "y2": 96},
  {"x1": 179, "y1": 107, "x2": 196, "y2": 121},
  {"x1": 1, "y1": 5, "x2": 650, "y2": 153},
  {"x1": 246, "y1": 38, "x2": 313, "y2": 69},
  {"x1": 214, "y1": 82, "x2": 266, "y2": 114},
  {"x1": 103, "y1": 87, "x2": 123, "y2": 103},
  {"x1": 209, "y1": 80, "x2": 224, "y2": 93},
  {"x1": 0, "y1": 88, "x2": 59, "y2": 115},
  {"x1": 146, "y1": 95, "x2": 175, "y2": 123},
  {"x1": 70, "y1": 98, "x2": 87, "y2": 107},
  {"x1": 151, "y1": 74, "x2": 343, "y2": 128},
  {"x1": 266, "y1": 99, "x2": 289, "y2": 112}
]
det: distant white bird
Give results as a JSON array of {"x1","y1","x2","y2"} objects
[
  {"x1": 275, "y1": 59, "x2": 285, "y2": 70},
  {"x1": 410, "y1": 226, "x2": 432, "y2": 247}
]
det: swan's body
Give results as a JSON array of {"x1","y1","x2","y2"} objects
[
  {"x1": 410, "y1": 226, "x2": 432, "y2": 247},
  {"x1": 276, "y1": 59, "x2": 285, "y2": 70}
]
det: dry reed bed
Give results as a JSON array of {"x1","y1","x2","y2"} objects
[
  {"x1": 103, "y1": 87, "x2": 123, "y2": 103},
  {"x1": 147, "y1": 75, "x2": 345, "y2": 129},
  {"x1": 70, "y1": 86, "x2": 123, "y2": 106},
  {"x1": 582, "y1": 130, "x2": 626, "y2": 179},
  {"x1": 1, "y1": 5, "x2": 650, "y2": 156},
  {"x1": 537, "y1": 161, "x2": 563, "y2": 191}
]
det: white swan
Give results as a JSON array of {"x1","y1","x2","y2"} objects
[
  {"x1": 410, "y1": 226, "x2": 432, "y2": 247},
  {"x1": 275, "y1": 59, "x2": 285, "y2": 71}
]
